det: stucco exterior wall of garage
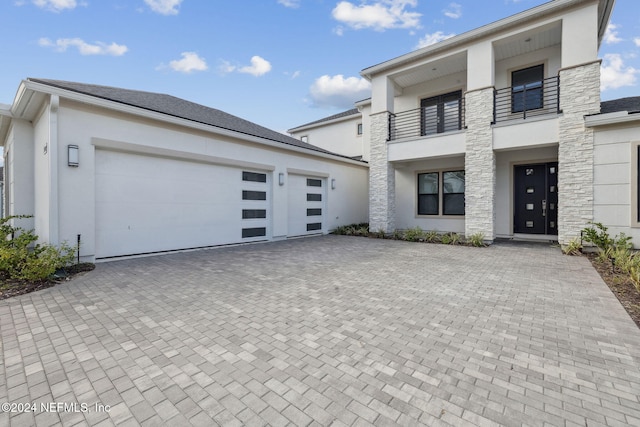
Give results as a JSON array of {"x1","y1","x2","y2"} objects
[
  {"x1": 37, "y1": 99, "x2": 369, "y2": 260},
  {"x1": 289, "y1": 115, "x2": 365, "y2": 161},
  {"x1": 592, "y1": 122, "x2": 640, "y2": 248},
  {"x1": 3, "y1": 119, "x2": 35, "y2": 231}
]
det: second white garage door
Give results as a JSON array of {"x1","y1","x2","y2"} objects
[
  {"x1": 287, "y1": 174, "x2": 326, "y2": 237},
  {"x1": 95, "y1": 149, "x2": 270, "y2": 258}
]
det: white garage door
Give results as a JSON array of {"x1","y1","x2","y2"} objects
[
  {"x1": 287, "y1": 174, "x2": 325, "y2": 237},
  {"x1": 95, "y1": 150, "x2": 270, "y2": 258}
]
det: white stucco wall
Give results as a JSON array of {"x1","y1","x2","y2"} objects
[
  {"x1": 289, "y1": 114, "x2": 365, "y2": 160},
  {"x1": 33, "y1": 103, "x2": 51, "y2": 243},
  {"x1": 42, "y1": 99, "x2": 369, "y2": 259},
  {"x1": 3, "y1": 120, "x2": 35, "y2": 231},
  {"x1": 394, "y1": 156, "x2": 465, "y2": 233},
  {"x1": 592, "y1": 122, "x2": 640, "y2": 248}
]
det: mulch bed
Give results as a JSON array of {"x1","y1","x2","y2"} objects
[
  {"x1": 0, "y1": 263, "x2": 95, "y2": 301},
  {"x1": 586, "y1": 253, "x2": 640, "y2": 328}
]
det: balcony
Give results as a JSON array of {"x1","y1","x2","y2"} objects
[
  {"x1": 388, "y1": 97, "x2": 465, "y2": 142},
  {"x1": 493, "y1": 76, "x2": 560, "y2": 123}
]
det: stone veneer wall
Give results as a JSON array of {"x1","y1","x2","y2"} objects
[
  {"x1": 369, "y1": 111, "x2": 396, "y2": 233},
  {"x1": 557, "y1": 61, "x2": 600, "y2": 245},
  {"x1": 464, "y1": 88, "x2": 496, "y2": 240}
]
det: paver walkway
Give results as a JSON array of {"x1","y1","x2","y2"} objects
[{"x1": 1, "y1": 236, "x2": 639, "y2": 426}]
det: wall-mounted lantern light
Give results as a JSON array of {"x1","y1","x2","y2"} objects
[
  {"x1": 279, "y1": 172, "x2": 285, "y2": 186},
  {"x1": 331, "y1": 178, "x2": 336, "y2": 190},
  {"x1": 68, "y1": 145, "x2": 79, "y2": 167}
]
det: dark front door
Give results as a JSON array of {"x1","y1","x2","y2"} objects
[{"x1": 514, "y1": 163, "x2": 558, "y2": 235}]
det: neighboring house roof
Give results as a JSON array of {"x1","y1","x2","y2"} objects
[
  {"x1": 288, "y1": 108, "x2": 360, "y2": 133},
  {"x1": 600, "y1": 97, "x2": 640, "y2": 114},
  {"x1": 25, "y1": 78, "x2": 353, "y2": 160}
]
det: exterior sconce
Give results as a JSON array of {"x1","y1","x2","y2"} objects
[
  {"x1": 279, "y1": 173, "x2": 284, "y2": 186},
  {"x1": 331, "y1": 178, "x2": 336, "y2": 190},
  {"x1": 68, "y1": 145, "x2": 79, "y2": 167}
]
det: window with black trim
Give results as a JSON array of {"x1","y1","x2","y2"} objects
[
  {"x1": 307, "y1": 178, "x2": 322, "y2": 187},
  {"x1": 242, "y1": 227, "x2": 266, "y2": 238},
  {"x1": 512, "y1": 65, "x2": 544, "y2": 113},
  {"x1": 243, "y1": 209, "x2": 267, "y2": 219},
  {"x1": 417, "y1": 171, "x2": 465, "y2": 216},
  {"x1": 242, "y1": 171, "x2": 267, "y2": 183},
  {"x1": 307, "y1": 208, "x2": 322, "y2": 216},
  {"x1": 418, "y1": 172, "x2": 438, "y2": 215},
  {"x1": 307, "y1": 223, "x2": 322, "y2": 231},
  {"x1": 243, "y1": 190, "x2": 266, "y2": 201},
  {"x1": 300, "y1": 135, "x2": 308, "y2": 143},
  {"x1": 443, "y1": 171, "x2": 465, "y2": 215},
  {"x1": 307, "y1": 193, "x2": 322, "y2": 202},
  {"x1": 357, "y1": 123, "x2": 363, "y2": 135}
]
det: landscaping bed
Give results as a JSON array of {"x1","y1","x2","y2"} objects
[{"x1": 0, "y1": 263, "x2": 95, "y2": 300}]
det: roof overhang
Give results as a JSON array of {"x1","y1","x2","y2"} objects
[
  {"x1": 361, "y1": 0, "x2": 614, "y2": 80},
  {"x1": 5, "y1": 79, "x2": 367, "y2": 167},
  {"x1": 288, "y1": 111, "x2": 361, "y2": 133},
  {"x1": 585, "y1": 110, "x2": 640, "y2": 127}
]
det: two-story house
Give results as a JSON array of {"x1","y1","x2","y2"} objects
[{"x1": 291, "y1": 0, "x2": 640, "y2": 247}]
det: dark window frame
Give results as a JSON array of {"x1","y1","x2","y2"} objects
[
  {"x1": 307, "y1": 193, "x2": 322, "y2": 202},
  {"x1": 307, "y1": 178, "x2": 322, "y2": 187},
  {"x1": 357, "y1": 123, "x2": 363, "y2": 135},
  {"x1": 242, "y1": 171, "x2": 267, "y2": 183},
  {"x1": 242, "y1": 227, "x2": 266, "y2": 238},
  {"x1": 242, "y1": 209, "x2": 267, "y2": 219},
  {"x1": 307, "y1": 223, "x2": 322, "y2": 231},
  {"x1": 511, "y1": 64, "x2": 544, "y2": 113},
  {"x1": 242, "y1": 190, "x2": 267, "y2": 201},
  {"x1": 417, "y1": 170, "x2": 465, "y2": 216},
  {"x1": 442, "y1": 170, "x2": 465, "y2": 216},
  {"x1": 417, "y1": 172, "x2": 439, "y2": 216},
  {"x1": 420, "y1": 90, "x2": 463, "y2": 136}
]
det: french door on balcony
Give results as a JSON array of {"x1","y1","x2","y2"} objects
[
  {"x1": 420, "y1": 90, "x2": 462, "y2": 136},
  {"x1": 514, "y1": 162, "x2": 558, "y2": 235}
]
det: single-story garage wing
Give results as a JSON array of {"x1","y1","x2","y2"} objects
[{"x1": 0, "y1": 78, "x2": 369, "y2": 261}]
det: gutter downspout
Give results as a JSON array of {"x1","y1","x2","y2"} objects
[{"x1": 49, "y1": 95, "x2": 59, "y2": 246}]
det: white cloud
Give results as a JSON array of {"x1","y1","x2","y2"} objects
[
  {"x1": 604, "y1": 23, "x2": 623, "y2": 44},
  {"x1": 32, "y1": 0, "x2": 78, "y2": 12},
  {"x1": 144, "y1": 0, "x2": 183, "y2": 15},
  {"x1": 239, "y1": 56, "x2": 272, "y2": 76},
  {"x1": 443, "y1": 2, "x2": 461, "y2": 19},
  {"x1": 38, "y1": 37, "x2": 128, "y2": 56},
  {"x1": 634, "y1": 37, "x2": 640, "y2": 47},
  {"x1": 601, "y1": 53, "x2": 638, "y2": 91},
  {"x1": 278, "y1": 0, "x2": 300, "y2": 8},
  {"x1": 168, "y1": 52, "x2": 208, "y2": 73},
  {"x1": 309, "y1": 74, "x2": 371, "y2": 109},
  {"x1": 416, "y1": 31, "x2": 455, "y2": 48},
  {"x1": 332, "y1": 0, "x2": 421, "y2": 32},
  {"x1": 220, "y1": 56, "x2": 272, "y2": 77}
]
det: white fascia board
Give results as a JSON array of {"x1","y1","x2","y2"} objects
[
  {"x1": 288, "y1": 113, "x2": 362, "y2": 133},
  {"x1": 360, "y1": 0, "x2": 590, "y2": 79},
  {"x1": 22, "y1": 80, "x2": 367, "y2": 168},
  {"x1": 585, "y1": 111, "x2": 640, "y2": 127}
]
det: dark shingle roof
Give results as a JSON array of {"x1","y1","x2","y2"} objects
[
  {"x1": 29, "y1": 78, "x2": 347, "y2": 158},
  {"x1": 289, "y1": 108, "x2": 360, "y2": 131},
  {"x1": 600, "y1": 97, "x2": 640, "y2": 114}
]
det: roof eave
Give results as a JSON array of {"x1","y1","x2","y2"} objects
[
  {"x1": 19, "y1": 80, "x2": 367, "y2": 166},
  {"x1": 288, "y1": 112, "x2": 361, "y2": 133},
  {"x1": 361, "y1": 0, "x2": 604, "y2": 79},
  {"x1": 585, "y1": 110, "x2": 640, "y2": 127}
]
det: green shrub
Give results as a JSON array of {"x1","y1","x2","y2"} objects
[
  {"x1": 424, "y1": 231, "x2": 440, "y2": 243},
  {"x1": 392, "y1": 229, "x2": 403, "y2": 240},
  {"x1": 0, "y1": 216, "x2": 76, "y2": 281},
  {"x1": 582, "y1": 222, "x2": 614, "y2": 252},
  {"x1": 562, "y1": 237, "x2": 582, "y2": 255},
  {"x1": 403, "y1": 226, "x2": 424, "y2": 242},
  {"x1": 466, "y1": 232, "x2": 485, "y2": 247},
  {"x1": 441, "y1": 232, "x2": 460, "y2": 245}
]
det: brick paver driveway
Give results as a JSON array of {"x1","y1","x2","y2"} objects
[{"x1": 1, "y1": 236, "x2": 640, "y2": 426}]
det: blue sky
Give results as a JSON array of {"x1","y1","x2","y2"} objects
[{"x1": 1, "y1": 0, "x2": 638, "y2": 134}]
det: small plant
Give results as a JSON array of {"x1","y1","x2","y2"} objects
[
  {"x1": 582, "y1": 222, "x2": 613, "y2": 252},
  {"x1": 562, "y1": 237, "x2": 582, "y2": 255},
  {"x1": 424, "y1": 231, "x2": 440, "y2": 243},
  {"x1": 440, "y1": 232, "x2": 460, "y2": 245},
  {"x1": 375, "y1": 229, "x2": 386, "y2": 239},
  {"x1": 392, "y1": 229, "x2": 403, "y2": 240},
  {"x1": 403, "y1": 226, "x2": 424, "y2": 242},
  {"x1": 466, "y1": 232, "x2": 485, "y2": 247}
]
